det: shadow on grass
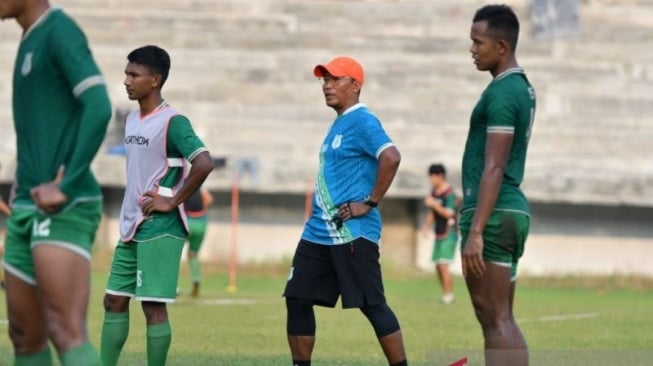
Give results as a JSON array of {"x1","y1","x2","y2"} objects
[{"x1": 120, "y1": 352, "x2": 385, "y2": 366}]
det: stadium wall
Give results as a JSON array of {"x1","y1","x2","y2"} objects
[
  {"x1": 1, "y1": 184, "x2": 651, "y2": 277},
  {"x1": 101, "y1": 187, "x2": 653, "y2": 277}
]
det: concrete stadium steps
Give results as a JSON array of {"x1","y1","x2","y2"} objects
[
  {"x1": 1, "y1": 0, "x2": 652, "y2": 206},
  {"x1": 62, "y1": 0, "x2": 653, "y2": 44}
]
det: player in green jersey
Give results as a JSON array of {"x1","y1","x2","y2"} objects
[
  {"x1": 421, "y1": 164, "x2": 459, "y2": 305},
  {"x1": 460, "y1": 5, "x2": 536, "y2": 366},
  {"x1": 0, "y1": 1, "x2": 112, "y2": 365},
  {"x1": 182, "y1": 186, "x2": 214, "y2": 298},
  {"x1": 100, "y1": 45, "x2": 214, "y2": 366}
]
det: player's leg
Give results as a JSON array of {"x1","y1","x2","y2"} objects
[
  {"x1": 431, "y1": 239, "x2": 445, "y2": 295},
  {"x1": 2, "y1": 209, "x2": 53, "y2": 365},
  {"x1": 462, "y1": 211, "x2": 528, "y2": 366},
  {"x1": 141, "y1": 301, "x2": 172, "y2": 366},
  {"x1": 29, "y1": 202, "x2": 103, "y2": 365},
  {"x1": 509, "y1": 279, "x2": 527, "y2": 351},
  {"x1": 435, "y1": 231, "x2": 458, "y2": 304},
  {"x1": 507, "y1": 214, "x2": 530, "y2": 359},
  {"x1": 135, "y1": 236, "x2": 185, "y2": 366},
  {"x1": 334, "y1": 238, "x2": 408, "y2": 365},
  {"x1": 285, "y1": 297, "x2": 316, "y2": 364},
  {"x1": 187, "y1": 216, "x2": 207, "y2": 297},
  {"x1": 436, "y1": 262, "x2": 453, "y2": 302},
  {"x1": 360, "y1": 303, "x2": 406, "y2": 366},
  {"x1": 102, "y1": 240, "x2": 137, "y2": 366},
  {"x1": 4, "y1": 274, "x2": 52, "y2": 365},
  {"x1": 464, "y1": 262, "x2": 514, "y2": 366},
  {"x1": 33, "y1": 246, "x2": 99, "y2": 365},
  {"x1": 0, "y1": 244, "x2": 5, "y2": 289},
  {"x1": 283, "y1": 240, "x2": 339, "y2": 365}
]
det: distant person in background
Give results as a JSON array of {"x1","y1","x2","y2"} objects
[
  {"x1": 0, "y1": 1, "x2": 112, "y2": 365},
  {"x1": 461, "y1": 4, "x2": 536, "y2": 366},
  {"x1": 183, "y1": 186, "x2": 213, "y2": 297},
  {"x1": 421, "y1": 163, "x2": 459, "y2": 305},
  {"x1": 100, "y1": 45, "x2": 214, "y2": 366},
  {"x1": 283, "y1": 56, "x2": 407, "y2": 366}
]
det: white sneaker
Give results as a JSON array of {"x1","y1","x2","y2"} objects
[{"x1": 441, "y1": 293, "x2": 455, "y2": 304}]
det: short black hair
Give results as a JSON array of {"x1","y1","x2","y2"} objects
[
  {"x1": 473, "y1": 4, "x2": 520, "y2": 51},
  {"x1": 428, "y1": 163, "x2": 446, "y2": 176},
  {"x1": 127, "y1": 45, "x2": 171, "y2": 86}
]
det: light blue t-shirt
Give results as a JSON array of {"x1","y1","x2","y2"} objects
[{"x1": 302, "y1": 103, "x2": 395, "y2": 245}]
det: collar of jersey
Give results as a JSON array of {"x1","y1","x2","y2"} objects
[
  {"x1": 340, "y1": 102, "x2": 366, "y2": 116},
  {"x1": 493, "y1": 67, "x2": 525, "y2": 82},
  {"x1": 22, "y1": 6, "x2": 60, "y2": 41}
]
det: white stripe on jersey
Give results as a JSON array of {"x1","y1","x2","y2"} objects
[
  {"x1": 187, "y1": 147, "x2": 209, "y2": 162},
  {"x1": 167, "y1": 158, "x2": 184, "y2": 167},
  {"x1": 487, "y1": 126, "x2": 515, "y2": 134},
  {"x1": 158, "y1": 187, "x2": 175, "y2": 197},
  {"x1": 73, "y1": 75, "x2": 105, "y2": 98},
  {"x1": 375, "y1": 142, "x2": 395, "y2": 159}
]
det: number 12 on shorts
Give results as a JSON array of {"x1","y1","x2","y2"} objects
[{"x1": 32, "y1": 218, "x2": 51, "y2": 237}]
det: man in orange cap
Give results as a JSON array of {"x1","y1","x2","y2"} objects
[{"x1": 283, "y1": 56, "x2": 408, "y2": 366}]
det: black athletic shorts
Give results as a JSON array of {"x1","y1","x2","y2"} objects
[{"x1": 283, "y1": 238, "x2": 386, "y2": 309}]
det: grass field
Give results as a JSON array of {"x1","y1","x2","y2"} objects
[{"x1": 1, "y1": 261, "x2": 652, "y2": 365}]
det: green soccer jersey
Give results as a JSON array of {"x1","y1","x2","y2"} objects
[
  {"x1": 12, "y1": 7, "x2": 110, "y2": 209},
  {"x1": 133, "y1": 114, "x2": 208, "y2": 242},
  {"x1": 461, "y1": 68, "x2": 536, "y2": 215}
]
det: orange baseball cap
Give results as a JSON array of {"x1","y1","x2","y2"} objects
[{"x1": 313, "y1": 56, "x2": 364, "y2": 84}]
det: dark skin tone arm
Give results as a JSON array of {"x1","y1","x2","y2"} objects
[
  {"x1": 200, "y1": 188, "x2": 214, "y2": 208},
  {"x1": 0, "y1": 198, "x2": 10, "y2": 216},
  {"x1": 141, "y1": 151, "x2": 214, "y2": 215},
  {"x1": 424, "y1": 196, "x2": 455, "y2": 218},
  {"x1": 462, "y1": 132, "x2": 513, "y2": 278},
  {"x1": 337, "y1": 146, "x2": 401, "y2": 220},
  {"x1": 31, "y1": 165, "x2": 65, "y2": 214},
  {"x1": 421, "y1": 196, "x2": 455, "y2": 235}
]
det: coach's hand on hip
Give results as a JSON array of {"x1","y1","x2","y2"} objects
[{"x1": 337, "y1": 201, "x2": 372, "y2": 221}]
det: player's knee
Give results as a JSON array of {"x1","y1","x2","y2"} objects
[
  {"x1": 103, "y1": 293, "x2": 130, "y2": 313},
  {"x1": 8, "y1": 321, "x2": 48, "y2": 354},
  {"x1": 286, "y1": 297, "x2": 315, "y2": 336},
  {"x1": 41, "y1": 309, "x2": 86, "y2": 350},
  {"x1": 470, "y1": 297, "x2": 494, "y2": 325},
  {"x1": 469, "y1": 297, "x2": 510, "y2": 330},
  {"x1": 360, "y1": 303, "x2": 400, "y2": 338},
  {"x1": 142, "y1": 301, "x2": 168, "y2": 324}
]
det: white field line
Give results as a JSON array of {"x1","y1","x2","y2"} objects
[
  {"x1": 195, "y1": 298, "x2": 257, "y2": 305},
  {"x1": 517, "y1": 312, "x2": 599, "y2": 323}
]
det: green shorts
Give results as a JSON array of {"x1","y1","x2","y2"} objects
[
  {"x1": 432, "y1": 229, "x2": 458, "y2": 264},
  {"x1": 186, "y1": 216, "x2": 208, "y2": 253},
  {"x1": 459, "y1": 209, "x2": 530, "y2": 280},
  {"x1": 106, "y1": 236, "x2": 185, "y2": 302},
  {"x1": 1, "y1": 201, "x2": 102, "y2": 285}
]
